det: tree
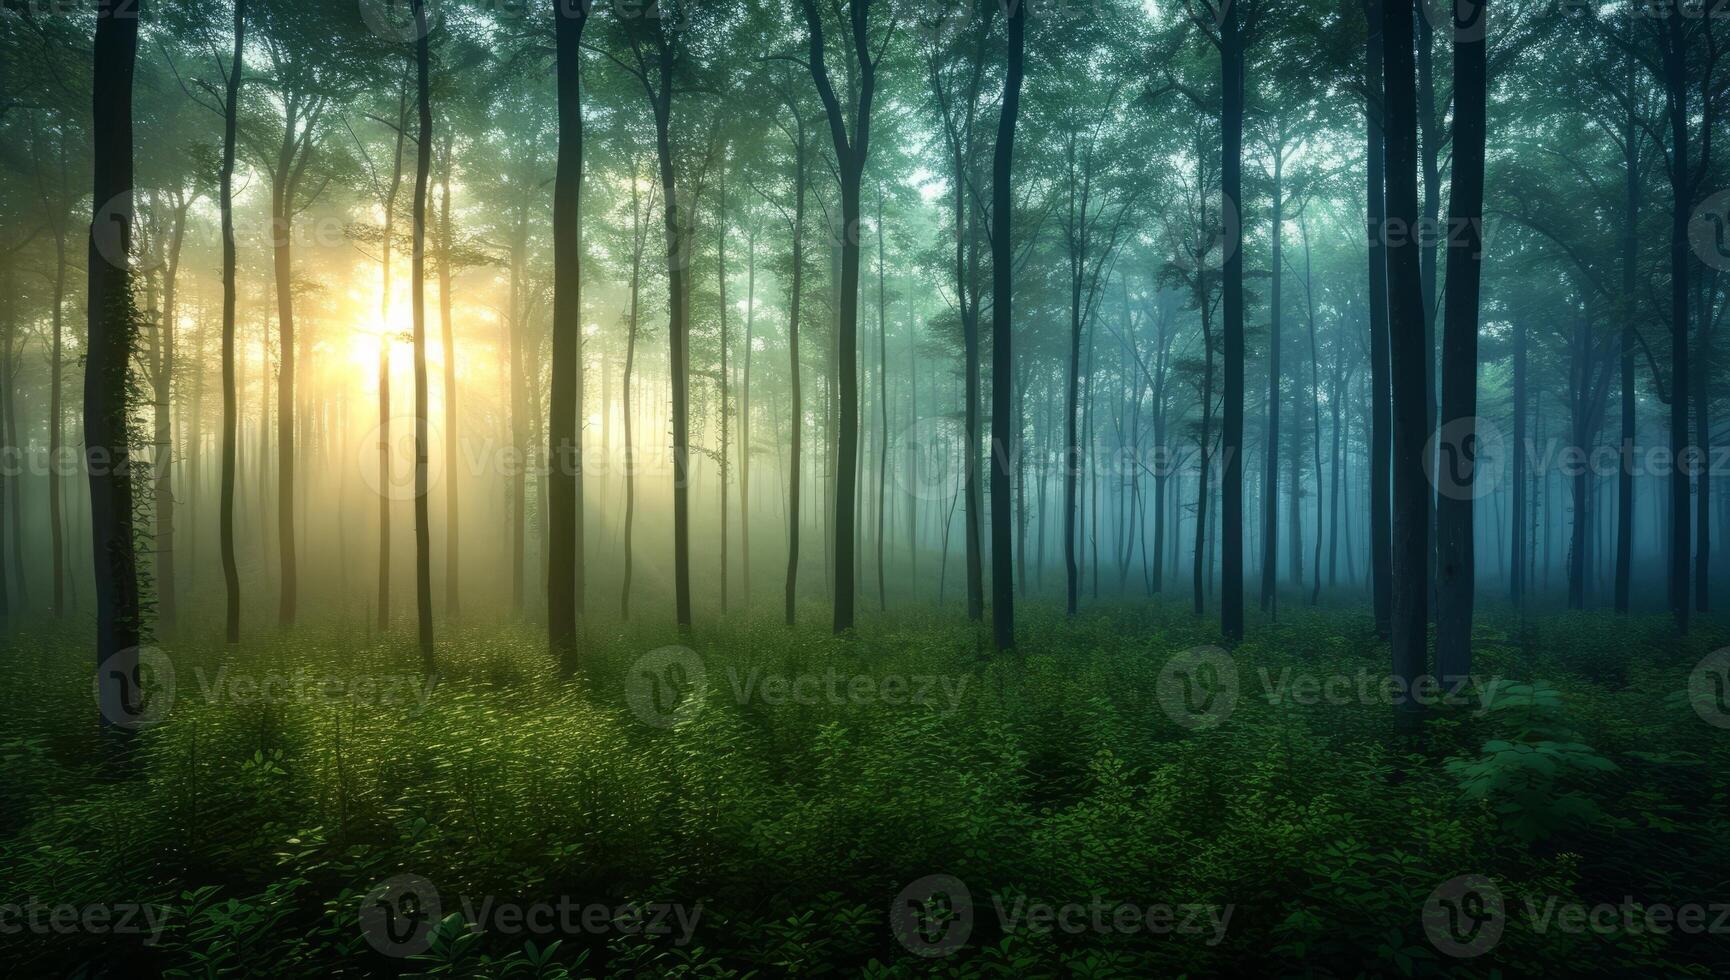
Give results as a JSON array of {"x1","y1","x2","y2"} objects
[
  {"x1": 87, "y1": 0, "x2": 143, "y2": 741},
  {"x1": 1382, "y1": 0, "x2": 1429, "y2": 725},
  {"x1": 547, "y1": 0, "x2": 588, "y2": 667},
  {"x1": 1435, "y1": 0, "x2": 1487, "y2": 682},
  {"x1": 798, "y1": 0, "x2": 888, "y2": 635},
  {"x1": 409, "y1": 0, "x2": 435, "y2": 670},
  {"x1": 988, "y1": 0, "x2": 1025, "y2": 651}
]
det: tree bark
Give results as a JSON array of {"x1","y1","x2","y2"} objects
[
  {"x1": 548, "y1": 0, "x2": 588, "y2": 664},
  {"x1": 87, "y1": 0, "x2": 143, "y2": 742},
  {"x1": 1383, "y1": 0, "x2": 1431, "y2": 725},
  {"x1": 989, "y1": 0, "x2": 1024, "y2": 651},
  {"x1": 1436, "y1": 0, "x2": 1486, "y2": 683}
]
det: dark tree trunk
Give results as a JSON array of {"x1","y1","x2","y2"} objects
[
  {"x1": 784, "y1": 117, "x2": 808, "y2": 626},
  {"x1": 87, "y1": 0, "x2": 144, "y2": 740},
  {"x1": 875, "y1": 187, "x2": 889, "y2": 612},
  {"x1": 1262, "y1": 152, "x2": 1283, "y2": 614},
  {"x1": 1511, "y1": 315, "x2": 1527, "y2": 607},
  {"x1": 219, "y1": 0, "x2": 246, "y2": 644},
  {"x1": 1366, "y1": 0, "x2": 1393, "y2": 638},
  {"x1": 439, "y1": 129, "x2": 460, "y2": 617},
  {"x1": 988, "y1": 0, "x2": 1024, "y2": 652},
  {"x1": 409, "y1": 0, "x2": 435, "y2": 670},
  {"x1": 1436, "y1": 0, "x2": 1486, "y2": 683},
  {"x1": 1382, "y1": 0, "x2": 1430, "y2": 724},
  {"x1": 548, "y1": 0, "x2": 588, "y2": 665},
  {"x1": 1220, "y1": 2, "x2": 1246, "y2": 643},
  {"x1": 1660, "y1": 9, "x2": 1691, "y2": 632},
  {"x1": 799, "y1": 0, "x2": 879, "y2": 635}
]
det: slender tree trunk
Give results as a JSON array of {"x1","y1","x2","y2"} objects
[
  {"x1": 742, "y1": 222, "x2": 755, "y2": 609},
  {"x1": 87, "y1": 0, "x2": 143, "y2": 743},
  {"x1": 1366, "y1": 0, "x2": 1393, "y2": 637},
  {"x1": 1383, "y1": 0, "x2": 1431, "y2": 726},
  {"x1": 408, "y1": 0, "x2": 436, "y2": 668},
  {"x1": 875, "y1": 186, "x2": 890, "y2": 612},
  {"x1": 1436, "y1": 0, "x2": 1486, "y2": 682},
  {"x1": 1262, "y1": 150, "x2": 1283, "y2": 613},
  {"x1": 989, "y1": 0, "x2": 1024, "y2": 651},
  {"x1": 438, "y1": 128, "x2": 460, "y2": 617},
  {"x1": 1661, "y1": 8, "x2": 1691, "y2": 632},
  {"x1": 219, "y1": 0, "x2": 245, "y2": 644},
  {"x1": 784, "y1": 125, "x2": 807, "y2": 626},
  {"x1": 49, "y1": 225, "x2": 66, "y2": 618},
  {"x1": 1220, "y1": 2, "x2": 1246, "y2": 643},
  {"x1": 548, "y1": 0, "x2": 588, "y2": 664}
]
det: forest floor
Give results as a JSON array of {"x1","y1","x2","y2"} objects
[{"x1": 1, "y1": 602, "x2": 1727, "y2": 977}]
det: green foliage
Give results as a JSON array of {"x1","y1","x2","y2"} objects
[{"x1": 0, "y1": 606, "x2": 1726, "y2": 977}]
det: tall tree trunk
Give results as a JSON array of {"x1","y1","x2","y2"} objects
[
  {"x1": 1660, "y1": 8, "x2": 1691, "y2": 632},
  {"x1": 742, "y1": 222, "x2": 755, "y2": 609},
  {"x1": 875, "y1": 186, "x2": 889, "y2": 612},
  {"x1": 271, "y1": 121, "x2": 302, "y2": 627},
  {"x1": 1366, "y1": 0, "x2": 1393, "y2": 637},
  {"x1": 548, "y1": 0, "x2": 588, "y2": 665},
  {"x1": 647, "y1": 59, "x2": 693, "y2": 633},
  {"x1": 49, "y1": 220, "x2": 66, "y2": 617},
  {"x1": 989, "y1": 0, "x2": 1024, "y2": 652},
  {"x1": 438, "y1": 128, "x2": 459, "y2": 617},
  {"x1": 87, "y1": 0, "x2": 143, "y2": 742},
  {"x1": 1383, "y1": 0, "x2": 1431, "y2": 725},
  {"x1": 151, "y1": 203, "x2": 186, "y2": 629},
  {"x1": 621, "y1": 160, "x2": 644, "y2": 620},
  {"x1": 719, "y1": 165, "x2": 732, "y2": 613},
  {"x1": 784, "y1": 122, "x2": 807, "y2": 626},
  {"x1": 1262, "y1": 150, "x2": 1283, "y2": 613},
  {"x1": 219, "y1": 0, "x2": 246, "y2": 644},
  {"x1": 1511, "y1": 314, "x2": 1526, "y2": 607},
  {"x1": 1436, "y1": 0, "x2": 1486, "y2": 682},
  {"x1": 409, "y1": 0, "x2": 435, "y2": 669},
  {"x1": 1220, "y1": 1, "x2": 1246, "y2": 643}
]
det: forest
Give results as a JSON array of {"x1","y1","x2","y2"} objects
[{"x1": 2, "y1": 0, "x2": 1729, "y2": 975}]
